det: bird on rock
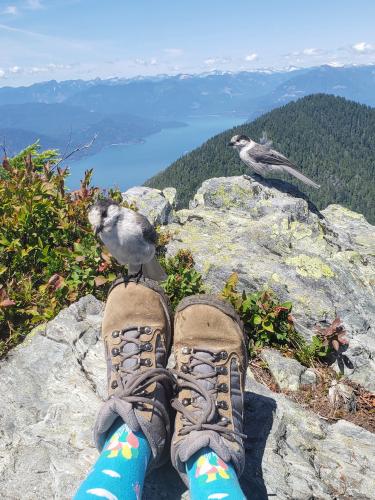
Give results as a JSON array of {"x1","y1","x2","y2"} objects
[
  {"x1": 228, "y1": 134, "x2": 320, "y2": 189},
  {"x1": 88, "y1": 198, "x2": 167, "y2": 282}
]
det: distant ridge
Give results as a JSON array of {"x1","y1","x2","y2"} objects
[{"x1": 146, "y1": 94, "x2": 375, "y2": 224}]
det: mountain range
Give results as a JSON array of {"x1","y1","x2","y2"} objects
[
  {"x1": 146, "y1": 94, "x2": 375, "y2": 224},
  {"x1": 1, "y1": 64, "x2": 375, "y2": 163}
]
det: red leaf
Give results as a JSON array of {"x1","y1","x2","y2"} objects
[
  {"x1": 94, "y1": 275, "x2": 108, "y2": 287},
  {"x1": 0, "y1": 288, "x2": 15, "y2": 308},
  {"x1": 0, "y1": 298, "x2": 16, "y2": 308},
  {"x1": 47, "y1": 274, "x2": 64, "y2": 291},
  {"x1": 332, "y1": 339, "x2": 340, "y2": 351},
  {"x1": 98, "y1": 261, "x2": 109, "y2": 272}
]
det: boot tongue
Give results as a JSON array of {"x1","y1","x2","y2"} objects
[{"x1": 121, "y1": 329, "x2": 140, "y2": 370}]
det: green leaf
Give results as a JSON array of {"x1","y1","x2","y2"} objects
[{"x1": 253, "y1": 315, "x2": 262, "y2": 325}]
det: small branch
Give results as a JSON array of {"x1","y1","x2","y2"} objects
[
  {"x1": 1, "y1": 138, "x2": 8, "y2": 157},
  {"x1": 54, "y1": 134, "x2": 98, "y2": 169}
]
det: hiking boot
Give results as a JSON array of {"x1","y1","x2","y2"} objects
[
  {"x1": 170, "y1": 295, "x2": 248, "y2": 484},
  {"x1": 93, "y1": 277, "x2": 174, "y2": 468}
]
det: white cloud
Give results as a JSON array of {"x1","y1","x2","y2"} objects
[
  {"x1": 326, "y1": 61, "x2": 344, "y2": 68},
  {"x1": 26, "y1": 0, "x2": 43, "y2": 9},
  {"x1": 9, "y1": 65, "x2": 21, "y2": 73},
  {"x1": 0, "y1": 69, "x2": 5, "y2": 78},
  {"x1": 132, "y1": 58, "x2": 158, "y2": 67},
  {"x1": 163, "y1": 48, "x2": 183, "y2": 57},
  {"x1": 245, "y1": 53, "x2": 258, "y2": 62},
  {"x1": 29, "y1": 66, "x2": 48, "y2": 73},
  {"x1": 204, "y1": 57, "x2": 230, "y2": 66},
  {"x1": 352, "y1": 42, "x2": 374, "y2": 54},
  {"x1": 204, "y1": 58, "x2": 218, "y2": 66},
  {"x1": 303, "y1": 48, "x2": 319, "y2": 56},
  {"x1": 5, "y1": 63, "x2": 73, "y2": 75},
  {"x1": 2, "y1": 5, "x2": 18, "y2": 15}
]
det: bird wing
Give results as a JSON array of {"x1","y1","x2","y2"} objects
[
  {"x1": 250, "y1": 144, "x2": 297, "y2": 168},
  {"x1": 134, "y1": 212, "x2": 158, "y2": 244}
]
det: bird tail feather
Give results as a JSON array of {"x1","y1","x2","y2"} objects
[
  {"x1": 143, "y1": 257, "x2": 167, "y2": 282},
  {"x1": 283, "y1": 166, "x2": 320, "y2": 189}
]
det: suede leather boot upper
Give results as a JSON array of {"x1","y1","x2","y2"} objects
[
  {"x1": 93, "y1": 277, "x2": 174, "y2": 468},
  {"x1": 170, "y1": 295, "x2": 248, "y2": 485}
]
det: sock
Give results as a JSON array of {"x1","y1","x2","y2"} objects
[
  {"x1": 186, "y1": 447, "x2": 246, "y2": 500},
  {"x1": 74, "y1": 418, "x2": 151, "y2": 500}
]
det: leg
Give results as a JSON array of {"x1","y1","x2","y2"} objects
[
  {"x1": 170, "y1": 296, "x2": 247, "y2": 499},
  {"x1": 74, "y1": 418, "x2": 151, "y2": 500},
  {"x1": 74, "y1": 277, "x2": 174, "y2": 498},
  {"x1": 186, "y1": 447, "x2": 246, "y2": 499}
]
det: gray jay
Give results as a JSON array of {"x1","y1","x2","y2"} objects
[
  {"x1": 229, "y1": 134, "x2": 320, "y2": 189},
  {"x1": 88, "y1": 198, "x2": 167, "y2": 282}
]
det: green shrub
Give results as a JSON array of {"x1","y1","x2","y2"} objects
[
  {"x1": 220, "y1": 272, "x2": 327, "y2": 365},
  {"x1": 0, "y1": 144, "x2": 123, "y2": 356},
  {"x1": 160, "y1": 249, "x2": 205, "y2": 309}
]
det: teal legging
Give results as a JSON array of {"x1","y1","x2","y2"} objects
[{"x1": 74, "y1": 422, "x2": 246, "y2": 499}]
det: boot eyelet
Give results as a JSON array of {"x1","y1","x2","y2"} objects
[
  {"x1": 220, "y1": 351, "x2": 228, "y2": 360},
  {"x1": 182, "y1": 347, "x2": 192, "y2": 354},
  {"x1": 111, "y1": 348, "x2": 120, "y2": 356},
  {"x1": 114, "y1": 364, "x2": 120, "y2": 371},
  {"x1": 217, "y1": 400, "x2": 228, "y2": 410},
  {"x1": 142, "y1": 326, "x2": 152, "y2": 334},
  {"x1": 142, "y1": 342, "x2": 153, "y2": 352},
  {"x1": 216, "y1": 366, "x2": 228, "y2": 375},
  {"x1": 111, "y1": 380, "x2": 118, "y2": 389},
  {"x1": 182, "y1": 398, "x2": 191, "y2": 406},
  {"x1": 181, "y1": 364, "x2": 190, "y2": 373},
  {"x1": 112, "y1": 330, "x2": 120, "y2": 338},
  {"x1": 218, "y1": 383, "x2": 228, "y2": 392},
  {"x1": 220, "y1": 416, "x2": 229, "y2": 424},
  {"x1": 141, "y1": 358, "x2": 152, "y2": 367}
]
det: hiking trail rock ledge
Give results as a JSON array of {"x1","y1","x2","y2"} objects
[
  {"x1": 167, "y1": 176, "x2": 375, "y2": 393},
  {"x1": 1, "y1": 295, "x2": 374, "y2": 499},
  {"x1": 1, "y1": 176, "x2": 374, "y2": 499}
]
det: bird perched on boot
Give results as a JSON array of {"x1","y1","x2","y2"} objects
[
  {"x1": 228, "y1": 134, "x2": 320, "y2": 189},
  {"x1": 88, "y1": 198, "x2": 167, "y2": 282}
]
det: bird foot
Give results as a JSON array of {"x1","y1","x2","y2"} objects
[{"x1": 126, "y1": 265, "x2": 143, "y2": 284}]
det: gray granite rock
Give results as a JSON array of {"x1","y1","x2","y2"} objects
[
  {"x1": 260, "y1": 348, "x2": 316, "y2": 391},
  {"x1": 300, "y1": 368, "x2": 318, "y2": 386},
  {"x1": 122, "y1": 185, "x2": 174, "y2": 225},
  {"x1": 167, "y1": 176, "x2": 375, "y2": 392},
  {"x1": 244, "y1": 372, "x2": 375, "y2": 500},
  {"x1": 1, "y1": 297, "x2": 375, "y2": 499},
  {"x1": 162, "y1": 187, "x2": 177, "y2": 208}
]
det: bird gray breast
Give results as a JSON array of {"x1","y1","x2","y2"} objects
[
  {"x1": 100, "y1": 209, "x2": 155, "y2": 266},
  {"x1": 239, "y1": 143, "x2": 268, "y2": 174}
]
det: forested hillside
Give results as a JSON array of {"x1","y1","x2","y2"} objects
[{"x1": 146, "y1": 94, "x2": 375, "y2": 223}]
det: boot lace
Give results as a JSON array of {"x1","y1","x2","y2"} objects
[
  {"x1": 171, "y1": 348, "x2": 246, "y2": 441},
  {"x1": 110, "y1": 326, "x2": 174, "y2": 424}
]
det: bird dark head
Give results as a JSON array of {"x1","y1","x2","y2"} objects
[
  {"x1": 88, "y1": 198, "x2": 120, "y2": 236},
  {"x1": 228, "y1": 134, "x2": 251, "y2": 148}
]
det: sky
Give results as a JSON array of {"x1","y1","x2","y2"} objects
[{"x1": 1, "y1": 0, "x2": 375, "y2": 86}]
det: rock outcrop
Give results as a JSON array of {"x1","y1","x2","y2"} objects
[
  {"x1": 259, "y1": 348, "x2": 317, "y2": 391},
  {"x1": 1, "y1": 176, "x2": 375, "y2": 499},
  {"x1": 122, "y1": 185, "x2": 176, "y2": 225},
  {"x1": 166, "y1": 176, "x2": 375, "y2": 392},
  {"x1": 1, "y1": 296, "x2": 375, "y2": 499}
]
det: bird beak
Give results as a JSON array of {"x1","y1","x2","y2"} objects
[{"x1": 95, "y1": 224, "x2": 103, "y2": 236}]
